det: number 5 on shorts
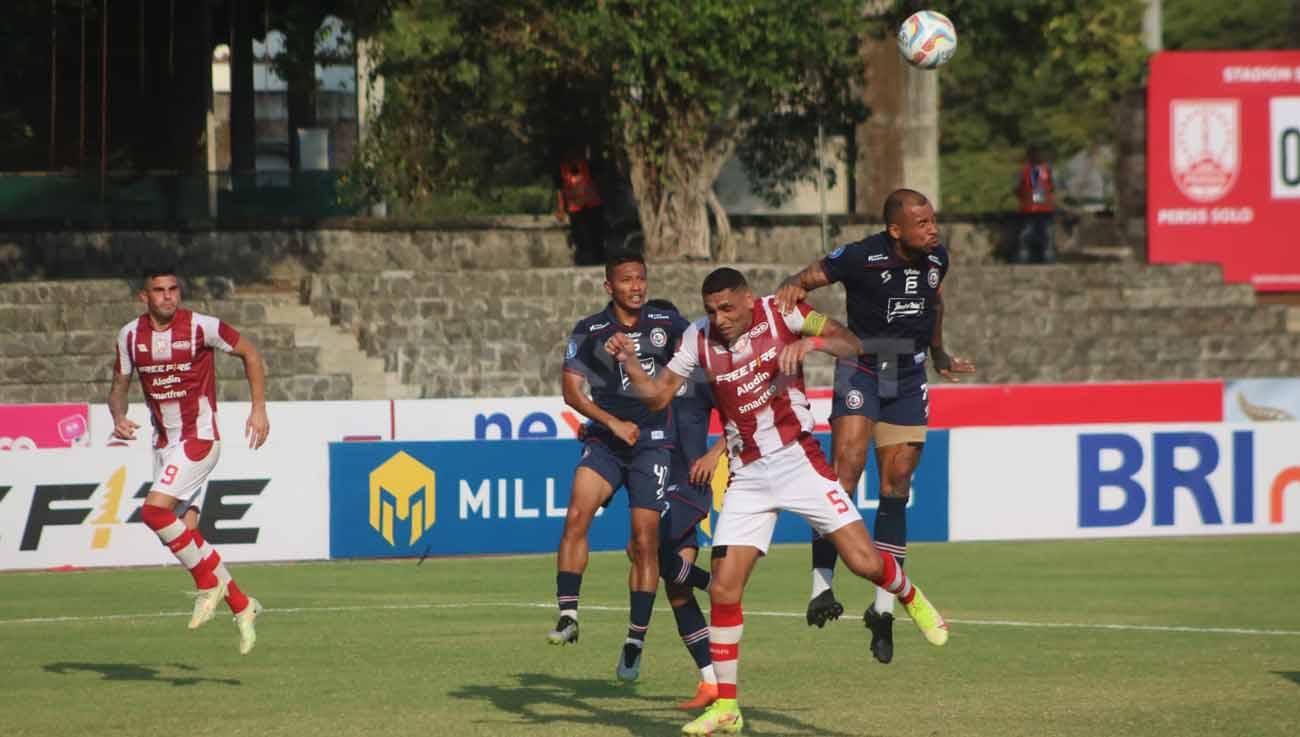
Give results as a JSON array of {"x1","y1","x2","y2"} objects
[
  {"x1": 825, "y1": 489, "x2": 850, "y2": 515},
  {"x1": 159, "y1": 464, "x2": 179, "y2": 486}
]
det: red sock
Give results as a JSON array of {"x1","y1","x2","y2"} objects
[
  {"x1": 190, "y1": 530, "x2": 249, "y2": 613},
  {"x1": 877, "y1": 550, "x2": 916, "y2": 604},
  {"x1": 225, "y1": 581, "x2": 250, "y2": 614},
  {"x1": 709, "y1": 602, "x2": 743, "y2": 700},
  {"x1": 140, "y1": 505, "x2": 213, "y2": 588},
  {"x1": 187, "y1": 530, "x2": 220, "y2": 590}
]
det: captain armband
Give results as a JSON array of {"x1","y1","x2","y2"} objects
[{"x1": 801, "y1": 310, "x2": 828, "y2": 337}]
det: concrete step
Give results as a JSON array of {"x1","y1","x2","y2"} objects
[{"x1": 249, "y1": 291, "x2": 424, "y2": 401}]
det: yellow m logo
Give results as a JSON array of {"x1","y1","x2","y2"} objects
[{"x1": 369, "y1": 451, "x2": 437, "y2": 546}]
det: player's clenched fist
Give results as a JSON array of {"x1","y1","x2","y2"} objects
[
  {"x1": 605, "y1": 332, "x2": 637, "y2": 361},
  {"x1": 112, "y1": 416, "x2": 140, "y2": 440},
  {"x1": 778, "y1": 337, "x2": 815, "y2": 375},
  {"x1": 774, "y1": 278, "x2": 807, "y2": 314},
  {"x1": 609, "y1": 418, "x2": 640, "y2": 446}
]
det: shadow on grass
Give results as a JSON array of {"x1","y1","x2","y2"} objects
[
  {"x1": 1274, "y1": 671, "x2": 1300, "y2": 687},
  {"x1": 43, "y1": 662, "x2": 241, "y2": 687},
  {"x1": 449, "y1": 671, "x2": 860, "y2": 736}
]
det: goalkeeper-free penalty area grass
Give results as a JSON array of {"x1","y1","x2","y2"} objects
[{"x1": 1, "y1": 534, "x2": 1297, "y2": 737}]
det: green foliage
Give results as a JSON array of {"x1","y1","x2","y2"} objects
[
  {"x1": 861, "y1": 1, "x2": 1147, "y2": 212},
  {"x1": 930, "y1": 0, "x2": 1149, "y2": 157},
  {"x1": 351, "y1": 0, "x2": 867, "y2": 220},
  {"x1": 1163, "y1": 0, "x2": 1298, "y2": 50},
  {"x1": 941, "y1": 146, "x2": 1023, "y2": 214}
]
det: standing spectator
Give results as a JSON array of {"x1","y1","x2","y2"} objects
[
  {"x1": 555, "y1": 146, "x2": 607, "y2": 266},
  {"x1": 1013, "y1": 145, "x2": 1057, "y2": 264}
]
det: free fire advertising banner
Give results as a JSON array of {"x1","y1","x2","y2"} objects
[{"x1": 1148, "y1": 51, "x2": 1300, "y2": 292}]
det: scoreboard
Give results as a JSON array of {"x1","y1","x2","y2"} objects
[{"x1": 1147, "y1": 51, "x2": 1300, "y2": 291}]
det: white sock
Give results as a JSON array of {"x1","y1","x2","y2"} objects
[
  {"x1": 560, "y1": 609, "x2": 577, "y2": 619},
  {"x1": 811, "y1": 567, "x2": 834, "y2": 599},
  {"x1": 874, "y1": 586, "x2": 897, "y2": 616},
  {"x1": 624, "y1": 637, "x2": 643, "y2": 648},
  {"x1": 700, "y1": 664, "x2": 717, "y2": 684}
]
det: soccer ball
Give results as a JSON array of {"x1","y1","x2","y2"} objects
[{"x1": 897, "y1": 10, "x2": 958, "y2": 70}]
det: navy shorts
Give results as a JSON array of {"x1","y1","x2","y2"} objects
[
  {"x1": 577, "y1": 440, "x2": 670, "y2": 511},
  {"x1": 660, "y1": 463, "x2": 710, "y2": 554},
  {"x1": 829, "y1": 359, "x2": 929, "y2": 426}
]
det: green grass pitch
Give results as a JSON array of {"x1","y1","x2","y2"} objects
[{"x1": 2, "y1": 534, "x2": 1297, "y2": 737}]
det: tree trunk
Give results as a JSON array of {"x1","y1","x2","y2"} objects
[
  {"x1": 708, "y1": 188, "x2": 734, "y2": 262},
  {"x1": 625, "y1": 121, "x2": 736, "y2": 262}
]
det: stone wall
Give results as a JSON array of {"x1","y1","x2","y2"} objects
[{"x1": 0, "y1": 212, "x2": 1087, "y2": 284}]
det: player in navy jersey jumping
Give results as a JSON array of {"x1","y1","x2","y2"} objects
[
  {"x1": 642, "y1": 299, "x2": 726, "y2": 709},
  {"x1": 777, "y1": 188, "x2": 975, "y2": 664},
  {"x1": 551, "y1": 253, "x2": 702, "y2": 683}
]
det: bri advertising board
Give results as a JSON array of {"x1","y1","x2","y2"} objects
[
  {"x1": 327, "y1": 432, "x2": 949, "y2": 559},
  {"x1": 949, "y1": 423, "x2": 1300, "y2": 542}
]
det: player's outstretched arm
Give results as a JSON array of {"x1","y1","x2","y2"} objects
[
  {"x1": 107, "y1": 372, "x2": 139, "y2": 440},
  {"x1": 778, "y1": 315, "x2": 863, "y2": 375},
  {"x1": 230, "y1": 336, "x2": 270, "y2": 449},
  {"x1": 775, "y1": 259, "x2": 832, "y2": 313},
  {"x1": 930, "y1": 286, "x2": 976, "y2": 382},
  {"x1": 606, "y1": 333, "x2": 685, "y2": 412},
  {"x1": 688, "y1": 437, "x2": 728, "y2": 486}
]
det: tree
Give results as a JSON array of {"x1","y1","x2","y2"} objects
[
  {"x1": 911, "y1": 0, "x2": 1149, "y2": 212},
  {"x1": 1162, "y1": 0, "x2": 1296, "y2": 50},
  {"x1": 356, "y1": 0, "x2": 866, "y2": 260}
]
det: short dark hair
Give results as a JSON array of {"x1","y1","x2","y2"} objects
[
  {"x1": 644, "y1": 298, "x2": 679, "y2": 313},
  {"x1": 882, "y1": 188, "x2": 930, "y2": 225},
  {"x1": 605, "y1": 250, "x2": 646, "y2": 280},
  {"x1": 140, "y1": 265, "x2": 179, "y2": 288},
  {"x1": 701, "y1": 267, "x2": 748, "y2": 295}
]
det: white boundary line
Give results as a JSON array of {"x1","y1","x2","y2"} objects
[{"x1": 1, "y1": 600, "x2": 1298, "y2": 637}]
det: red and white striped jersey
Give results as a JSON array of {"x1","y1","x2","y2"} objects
[
  {"x1": 114, "y1": 309, "x2": 241, "y2": 449},
  {"x1": 667, "y1": 296, "x2": 820, "y2": 469}
]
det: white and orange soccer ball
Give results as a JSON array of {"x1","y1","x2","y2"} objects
[{"x1": 897, "y1": 10, "x2": 958, "y2": 70}]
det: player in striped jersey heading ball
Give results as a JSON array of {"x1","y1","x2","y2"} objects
[{"x1": 609, "y1": 267, "x2": 949, "y2": 735}]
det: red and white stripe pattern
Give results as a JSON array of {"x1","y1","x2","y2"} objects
[
  {"x1": 876, "y1": 548, "x2": 915, "y2": 604},
  {"x1": 140, "y1": 505, "x2": 215, "y2": 588},
  {"x1": 116, "y1": 309, "x2": 241, "y2": 449},
  {"x1": 708, "y1": 602, "x2": 744, "y2": 699},
  {"x1": 667, "y1": 297, "x2": 817, "y2": 470}
]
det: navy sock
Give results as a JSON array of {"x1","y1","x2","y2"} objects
[
  {"x1": 556, "y1": 571, "x2": 582, "y2": 615},
  {"x1": 874, "y1": 497, "x2": 908, "y2": 567},
  {"x1": 811, "y1": 533, "x2": 839, "y2": 571},
  {"x1": 672, "y1": 594, "x2": 712, "y2": 669},
  {"x1": 627, "y1": 590, "x2": 656, "y2": 646}
]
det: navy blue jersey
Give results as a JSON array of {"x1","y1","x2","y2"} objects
[
  {"x1": 821, "y1": 231, "x2": 949, "y2": 367},
  {"x1": 564, "y1": 303, "x2": 689, "y2": 449},
  {"x1": 671, "y1": 369, "x2": 715, "y2": 468}
]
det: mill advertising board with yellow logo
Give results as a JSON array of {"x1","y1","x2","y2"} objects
[{"x1": 327, "y1": 434, "x2": 950, "y2": 560}]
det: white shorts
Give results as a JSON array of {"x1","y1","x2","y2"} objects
[
  {"x1": 712, "y1": 435, "x2": 861, "y2": 554},
  {"x1": 152, "y1": 439, "x2": 221, "y2": 516}
]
